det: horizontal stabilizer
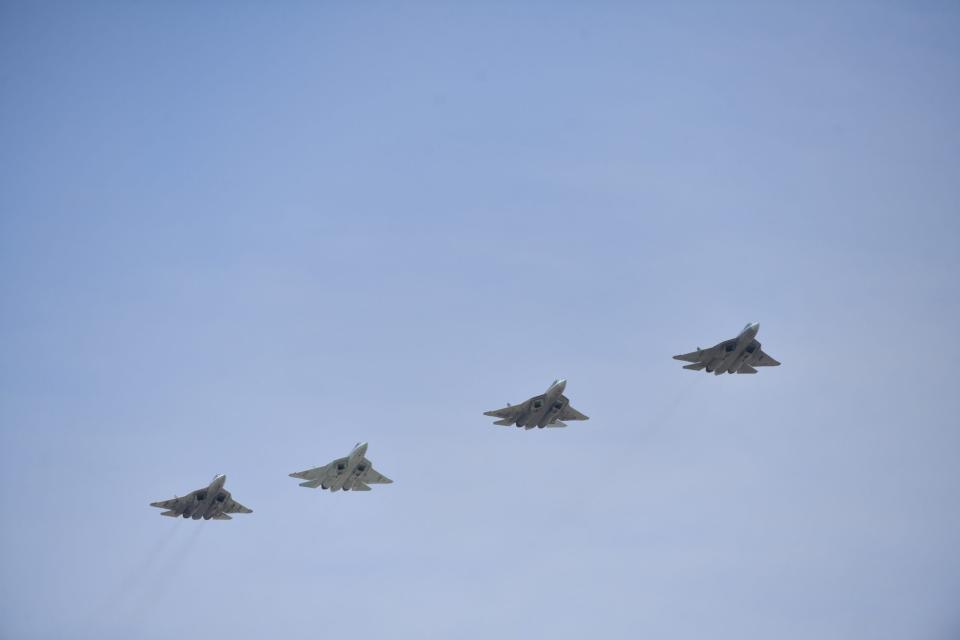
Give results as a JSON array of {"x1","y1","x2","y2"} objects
[
  {"x1": 351, "y1": 482, "x2": 371, "y2": 491},
  {"x1": 683, "y1": 362, "x2": 706, "y2": 371},
  {"x1": 212, "y1": 513, "x2": 232, "y2": 520},
  {"x1": 160, "y1": 510, "x2": 178, "y2": 517},
  {"x1": 738, "y1": 364, "x2": 757, "y2": 374},
  {"x1": 494, "y1": 418, "x2": 514, "y2": 426},
  {"x1": 546, "y1": 421, "x2": 567, "y2": 428},
  {"x1": 299, "y1": 479, "x2": 323, "y2": 489}
]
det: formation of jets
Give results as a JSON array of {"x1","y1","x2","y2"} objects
[{"x1": 150, "y1": 324, "x2": 781, "y2": 519}]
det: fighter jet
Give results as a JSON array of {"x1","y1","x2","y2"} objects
[
  {"x1": 149, "y1": 474, "x2": 252, "y2": 520},
  {"x1": 289, "y1": 442, "x2": 393, "y2": 492},
  {"x1": 673, "y1": 322, "x2": 781, "y2": 375},
  {"x1": 484, "y1": 379, "x2": 589, "y2": 429}
]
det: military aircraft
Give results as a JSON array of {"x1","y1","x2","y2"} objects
[
  {"x1": 149, "y1": 474, "x2": 253, "y2": 520},
  {"x1": 483, "y1": 379, "x2": 589, "y2": 429},
  {"x1": 289, "y1": 442, "x2": 393, "y2": 492},
  {"x1": 673, "y1": 322, "x2": 781, "y2": 374}
]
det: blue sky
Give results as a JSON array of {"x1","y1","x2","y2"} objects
[{"x1": 1, "y1": 3, "x2": 958, "y2": 639}]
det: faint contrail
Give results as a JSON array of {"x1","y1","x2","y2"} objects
[
  {"x1": 115, "y1": 523, "x2": 207, "y2": 635},
  {"x1": 642, "y1": 376, "x2": 698, "y2": 436},
  {"x1": 81, "y1": 523, "x2": 182, "y2": 634}
]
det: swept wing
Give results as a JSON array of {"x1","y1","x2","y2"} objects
[
  {"x1": 290, "y1": 458, "x2": 344, "y2": 483},
  {"x1": 558, "y1": 401, "x2": 589, "y2": 421},
  {"x1": 483, "y1": 398, "x2": 534, "y2": 421},
  {"x1": 360, "y1": 461, "x2": 393, "y2": 485},
  {"x1": 223, "y1": 493, "x2": 252, "y2": 514},
  {"x1": 673, "y1": 344, "x2": 722, "y2": 363},
  {"x1": 150, "y1": 496, "x2": 187, "y2": 511},
  {"x1": 754, "y1": 348, "x2": 780, "y2": 366}
]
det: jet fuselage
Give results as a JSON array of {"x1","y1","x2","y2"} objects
[
  {"x1": 707, "y1": 323, "x2": 760, "y2": 375},
  {"x1": 332, "y1": 443, "x2": 368, "y2": 492},
  {"x1": 188, "y1": 474, "x2": 226, "y2": 520},
  {"x1": 517, "y1": 379, "x2": 569, "y2": 428}
]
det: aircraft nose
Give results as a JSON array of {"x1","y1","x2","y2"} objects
[
  {"x1": 751, "y1": 322, "x2": 760, "y2": 333},
  {"x1": 356, "y1": 442, "x2": 368, "y2": 455},
  {"x1": 554, "y1": 379, "x2": 567, "y2": 393}
]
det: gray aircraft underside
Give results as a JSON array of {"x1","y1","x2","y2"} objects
[
  {"x1": 289, "y1": 442, "x2": 393, "y2": 492},
  {"x1": 484, "y1": 379, "x2": 589, "y2": 429},
  {"x1": 673, "y1": 322, "x2": 781, "y2": 375},
  {"x1": 150, "y1": 474, "x2": 253, "y2": 520}
]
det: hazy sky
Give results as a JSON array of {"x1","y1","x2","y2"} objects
[{"x1": 1, "y1": 3, "x2": 958, "y2": 639}]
